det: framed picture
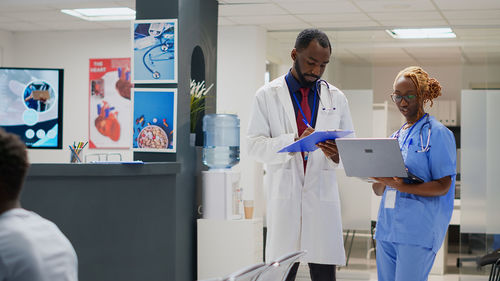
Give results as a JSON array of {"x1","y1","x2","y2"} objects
[
  {"x1": 88, "y1": 58, "x2": 132, "y2": 149},
  {"x1": 132, "y1": 88, "x2": 177, "y2": 152},
  {"x1": 131, "y1": 19, "x2": 178, "y2": 83}
]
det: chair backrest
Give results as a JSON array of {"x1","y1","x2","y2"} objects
[
  {"x1": 223, "y1": 262, "x2": 267, "y2": 281},
  {"x1": 255, "y1": 250, "x2": 307, "y2": 281},
  {"x1": 491, "y1": 258, "x2": 500, "y2": 281}
]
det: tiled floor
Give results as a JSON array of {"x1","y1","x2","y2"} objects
[
  {"x1": 295, "y1": 265, "x2": 488, "y2": 281},
  {"x1": 293, "y1": 234, "x2": 491, "y2": 281}
]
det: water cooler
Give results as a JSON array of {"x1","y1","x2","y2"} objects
[{"x1": 201, "y1": 114, "x2": 242, "y2": 220}]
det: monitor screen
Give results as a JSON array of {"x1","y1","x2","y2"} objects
[{"x1": 0, "y1": 67, "x2": 63, "y2": 149}]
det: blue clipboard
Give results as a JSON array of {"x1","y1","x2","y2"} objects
[{"x1": 278, "y1": 130, "x2": 354, "y2": 153}]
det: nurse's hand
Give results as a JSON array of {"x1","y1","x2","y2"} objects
[
  {"x1": 316, "y1": 140, "x2": 339, "y2": 163},
  {"x1": 371, "y1": 177, "x2": 404, "y2": 190}
]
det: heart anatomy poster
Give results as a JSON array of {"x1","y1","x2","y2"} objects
[{"x1": 88, "y1": 58, "x2": 132, "y2": 149}]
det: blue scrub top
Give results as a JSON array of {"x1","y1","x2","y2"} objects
[{"x1": 375, "y1": 115, "x2": 457, "y2": 253}]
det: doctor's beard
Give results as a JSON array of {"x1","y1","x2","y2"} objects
[{"x1": 294, "y1": 60, "x2": 320, "y2": 88}]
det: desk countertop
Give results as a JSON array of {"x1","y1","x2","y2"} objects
[{"x1": 27, "y1": 162, "x2": 181, "y2": 177}]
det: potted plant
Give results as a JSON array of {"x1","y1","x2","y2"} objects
[{"x1": 190, "y1": 79, "x2": 213, "y2": 146}]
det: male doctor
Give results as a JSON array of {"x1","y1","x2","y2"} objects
[{"x1": 247, "y1": 29, "x2": 354, "y2": 281}]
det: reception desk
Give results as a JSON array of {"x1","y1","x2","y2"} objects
[{"x1": 21, "y1": 162, "x2": 181, "y2": 281}]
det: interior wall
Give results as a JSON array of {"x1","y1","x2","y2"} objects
[
  {"x1": 328, "y1": 63, "x2": 500, "y2": 126},
  {"x1": 7, "y1": 29, "x2": 132, "y2": 163},
  {"x1": 217, "y1": 25, "x2": 266, "y2": 214},
  {"x1": 333, "y1": 63, "x2": 500, "y2": 95},
  {"x1": 0, "y1": 30, "x2": 13, "y2": 66},
  {"x1": 462, "y1": 64, "x2": 500, "y2": 89}
]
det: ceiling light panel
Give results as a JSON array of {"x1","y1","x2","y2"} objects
[
  {"x1": 61, "y1": 7, "x2": 135, "y2": 21},
  {"x1": 387, "y1": 28, "x2": 456, "y2": 39}
]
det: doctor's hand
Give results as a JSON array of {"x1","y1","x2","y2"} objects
[
  {"x1": 296, "y1": 126, "x2": 314, "y2": 141},
  {"x1": 371, "y1": 177, "x2": 404, "y2": 190},
  {"x1": 316, "y1": 140, "x2": 339, "y2": 163}
]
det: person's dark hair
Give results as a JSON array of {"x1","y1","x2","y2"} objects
[
  {"x1": 0, "y1": 129, "x2": 29, "y2": 200},
  {"x1": 294, "y1": 28, "x2": 332, "y2": 53}
]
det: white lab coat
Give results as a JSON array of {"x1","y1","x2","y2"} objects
[{"x1": 247, "y1": 74, "x2": 354, "y2": 265}]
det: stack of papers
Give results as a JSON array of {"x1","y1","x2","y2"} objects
[{"x1": 278, "y1": 130, "x2": 353, "y2": 153}]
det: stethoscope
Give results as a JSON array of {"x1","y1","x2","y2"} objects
[
  {"x1": 288, "y1": 79, "x2": 337, "y2": 127},
  {"x1": 394, "y1": 113, "x2": 432, "y2": 153},
  {"x1": 137, "y1": 30, "x2": 174, "y2": 79},
  {"x1": 316, "y1": 79, "x2": 336, "y2": 112}
]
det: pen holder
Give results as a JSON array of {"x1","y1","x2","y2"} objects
[{"x1": 69, "y1": 148, "x2": 82, "y2": 163}]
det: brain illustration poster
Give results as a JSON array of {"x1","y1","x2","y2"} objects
[
  {"x1": 133, "y1": 88, "x2": 177, "y2": 152},
  {"x1": 88, "y1": 58, "x2": 132, "y2": 149},
  {"x1": 132, "y1": 19, "x2": 178, "y2": 83}
]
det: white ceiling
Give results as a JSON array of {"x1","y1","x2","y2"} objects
[{"x1": 0, "y1": 0, "x2": 499, "y2": 65}]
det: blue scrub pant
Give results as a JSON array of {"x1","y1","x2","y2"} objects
[{"x1": 376, "y1": 240, "x2": 436, "y2": 281}]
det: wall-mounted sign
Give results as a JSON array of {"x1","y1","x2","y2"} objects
[
  {"x1": 89, "y1": 58, "x2": 132, "y2": 149},
  {"x1": 132, "y1": 88, "x2": 177, "y2": 152},
  {"x1": 131, "y1": 19, "x2": 178, "y2": 84}
]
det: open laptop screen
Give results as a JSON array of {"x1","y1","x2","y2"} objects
[{"x1": 336, "y1": 138, "x2": 423, "y2": 183}]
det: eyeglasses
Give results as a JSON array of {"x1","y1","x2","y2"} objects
[{"x1": 390, "y1": 94, "x2": 417, "y2": 103}]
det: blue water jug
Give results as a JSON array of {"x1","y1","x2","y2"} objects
[{"x1": 202, "y1": 114, "x2": 240, "y2": 169}]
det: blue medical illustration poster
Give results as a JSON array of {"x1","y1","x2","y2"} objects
[
  {"x1": 131, "y1": 19, "x2": 178, "y2": 84},
  {"x1": 132, "y1": 88, "x2": 177, "y2": 152}
]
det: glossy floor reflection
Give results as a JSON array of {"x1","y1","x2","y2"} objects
[{"x1": 294, "y1": 231, "x2": 490, "y2": 281}]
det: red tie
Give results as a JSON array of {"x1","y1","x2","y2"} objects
[
  {"x1": 296, "y1": 87, "x2": 311, "y2": 172},
  {"x1": 296, "y1": 87, "x2": 311, "y2": 136}
]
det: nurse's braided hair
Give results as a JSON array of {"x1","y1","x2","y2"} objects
[{"x1": 394, "y1": 66, "x2": 442, "y2": 117}]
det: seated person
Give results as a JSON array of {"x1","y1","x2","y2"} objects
[{"x1": 0, "y1": 129, "x2": 78, "y2": 281}]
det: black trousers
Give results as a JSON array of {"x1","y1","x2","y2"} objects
[{"x1": 285, "y1": 262, "x2": 336, "y2": 281}]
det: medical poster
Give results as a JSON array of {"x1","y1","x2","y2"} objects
[
  {"x1": 131, "y1": 19, "x2": 178, "y2": 84},
  {"x1": 88, "y1": 58, "x2": 132, "y2": 149},
  {"x1": 132, "y1": 88, "x2": 177, "y2": 152}
]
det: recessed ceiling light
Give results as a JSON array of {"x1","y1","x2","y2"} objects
[
  {"x1": 386, "y1": 28, "x2": 456, "y2": 39},
  {"x1": 61, "y1": 7, "x2": 136, "y2": 21}
]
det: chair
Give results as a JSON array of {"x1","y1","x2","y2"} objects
[
  {"x1": 488, "y1": 259, "x2": 500, "y2": 281},
  {"x1": 256, "y1": 250, "x2": 307, "y2": 281},
  {"x1": 478, "y1": 248, "x2": 500, "y2": 281},
  {"x1": 223, "y1": 262, "x2": 267, "y2": 281}
]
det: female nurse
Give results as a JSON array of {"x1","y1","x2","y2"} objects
[{"x1": 372, "y1": 66, "x2": 457, "y2": 281}]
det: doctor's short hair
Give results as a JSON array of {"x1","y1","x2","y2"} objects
[
  {"x1": 394, "y1": 66, "x2": 442, "y2": 107},
  {"x1": 295, "y1": 28, "x2": 332, "y2": 53},
  {"x1": 0, "y1": 128, "x2": 29, "y2": 200}
]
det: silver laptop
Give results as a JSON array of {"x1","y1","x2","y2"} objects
[{"x1": 336, "y1": 138, "x2": 423, "y2": 183}]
